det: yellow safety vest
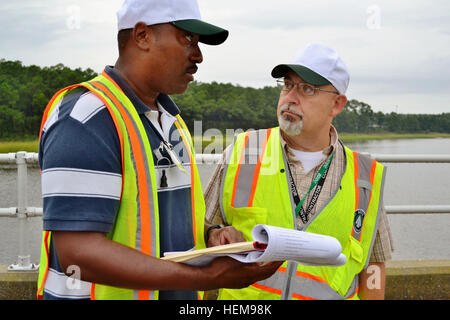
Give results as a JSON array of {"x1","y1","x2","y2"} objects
[
  {"x1": 36, "y1": 70, "x2": 206, "y2": 300},
  {"x1": 219, "y1": 128, "x2": 385, "y2": 300}
]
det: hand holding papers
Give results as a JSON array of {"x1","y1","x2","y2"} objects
[{"x1": 163, "y1": 224, "x2": 347, "y2": 267}]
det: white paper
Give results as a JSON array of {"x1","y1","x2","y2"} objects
[
  {"x1": 164, "y1": 224, "x2": 346, "y2": 267},
  {"x1": 242, "y1": 224, "x2": 346, "y2": 266}
]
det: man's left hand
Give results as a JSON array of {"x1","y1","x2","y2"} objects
[{"x1": 207, "y1": 226, "x2": 245, "y2": 247}]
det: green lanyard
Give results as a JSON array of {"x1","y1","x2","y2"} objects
[{"x1": 286, "y1": 152, "x2": 334, "y2": 224}]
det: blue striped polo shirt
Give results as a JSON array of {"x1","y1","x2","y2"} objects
[{"x1": 39, "y1": 66, "x2": 198, "y2": 300}]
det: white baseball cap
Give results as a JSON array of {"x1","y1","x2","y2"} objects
[
  {"x1": 117, "y1": 0, "x2": 229, "y2": 45},
  {"x1": 271, "y1": 43, "x2": 350, "y2": 94}
]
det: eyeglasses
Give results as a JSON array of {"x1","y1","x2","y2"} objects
[{"x1": 276, "y1": 79, "x2": 339, "y2": 96}]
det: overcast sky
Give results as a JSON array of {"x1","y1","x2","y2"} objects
[{"x1": 1, "y1": 0, "x2": 449, "y2": 114}]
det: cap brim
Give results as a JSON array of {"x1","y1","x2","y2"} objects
[
  {"x1": 171, "y1": 19, "x2": 229, "y2": 45},
  {"x1": 271, "y1": 64, "x2": 331, "y2": 86}
]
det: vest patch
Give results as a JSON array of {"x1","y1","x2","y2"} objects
[{"x1": 353, "y1": 209, "x2": 366, "y2": 233}]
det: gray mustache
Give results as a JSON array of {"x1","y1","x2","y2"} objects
[{"x1": 280, "y1": 104, "x2": 303, "y2": 119}]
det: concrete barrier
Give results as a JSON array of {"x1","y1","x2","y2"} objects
[
  {"x1": 0, "y1": 265, "x2": 37, "y2": 300},
  {"x1": 385, "y1": 260, "x2": 450, "y2": 300},
  {"x1": 1, "y1": 260, "x2": 449, "y2": 300}
]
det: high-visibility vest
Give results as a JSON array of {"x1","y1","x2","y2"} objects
[
  {"x1": 218, "y1": 128, "x2": 385, "y2": 300},
  {"x1": 36, "y1": 70, "x2": 206, "y2": 300}
]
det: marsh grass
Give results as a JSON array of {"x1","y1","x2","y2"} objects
[
  {"x1": 0, "y1": 140, "x2": 39, "y2": 153},
  {"x1": 1, "y1": 133, "x2": 449, "y2": 153}
]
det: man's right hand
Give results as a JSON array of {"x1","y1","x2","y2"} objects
[{"x1": 202, "y1": 257, "x2": 284, "y2": 290}]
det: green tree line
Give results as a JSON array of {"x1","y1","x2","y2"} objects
[
  {"x1": 0, "y1": 59, "x2": 97, "y2": 139},
  {"x1": 0, "y1": 59, "x2": 449, "y2": 139}
]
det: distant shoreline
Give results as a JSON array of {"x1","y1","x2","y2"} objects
[
  {"x1": 339, "y1": 133, "x2": 450, "y2": 143},
  {"x1": 1, "y1": 133, "x2": 450, "y2": 153}
]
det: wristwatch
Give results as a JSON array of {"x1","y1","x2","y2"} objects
[{"x1": 205, "y1": 224, "x2": 225, "y2": 243}]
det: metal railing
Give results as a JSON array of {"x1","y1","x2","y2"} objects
[
  {"x1": 1, "y1": 151, "x2": 450, "y2": 271},
  {"x1": 0, "y1": 152, "x2": 40, "y2": 271}
]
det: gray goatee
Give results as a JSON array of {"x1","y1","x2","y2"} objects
[{"x1": 278, "y1": 104, "x2": 303, "y2": 136}]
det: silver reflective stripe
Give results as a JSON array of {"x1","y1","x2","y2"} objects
[
  {"x1": 232, "y1": 130, "x2": 268, "y2": 208},
  {"x1": 343, "y1": 276, "x2": 359, "y2": 299},
  {"x1": 253, "y1": 267, "x2": 288, "y2": 296},
  {"x1": 352, "y1": 153, "x2": 375, "y2": 241},
  {"x1": 357, "y1": 179, "x2": 372, "y2": 191},
  {"x1": 90, "y1": 81, "x2": 157, "y2": 301},
  {"x1": 291, "y1": 274, "x2": 358, "y2": 300},
  {"x1": 290, "y1": 274, "x2": 344, "y2": 300},
  {"x1": 356, "y1": 154, "x2": 374, "y2": 211},
  {"x1": 219, "y1": 142, "x2": 234, "y2": 225},
  {"x1": 281, "y1": 261, "x2": 297, "y2": 300}
]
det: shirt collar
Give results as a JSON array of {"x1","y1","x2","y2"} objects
[
  {"x1": 104, "y1": 66, "x2": 181, "y2": 117},
  {"x1": 281, "y1": 125, "x2": 340, "y2": 161}
]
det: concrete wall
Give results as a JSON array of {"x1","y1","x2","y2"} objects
[
  {"x1": 0, "y1": 265, "x2": 37, "y2": 300},
  {"x1": 385, "y1": 260, "x2": 450, "y2": 300},
  {"x1": 1, "y1": 260, "x2": 449, "y2": 300}
]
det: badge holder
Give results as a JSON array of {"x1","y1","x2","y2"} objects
[{"x1": 154, "y1": 141, "x2": 187, "y2": 188}]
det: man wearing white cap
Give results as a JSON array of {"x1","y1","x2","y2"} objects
[
  {"x1": 205, "y1": 43, "x2": 393, "y2": 300},
  {"x1": 37, "y1": 0, "x2": 281, "y2": 300}
]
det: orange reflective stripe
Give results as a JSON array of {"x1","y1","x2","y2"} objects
[
  {"x1": 296, "y1": 271, "x2": 327, "y2": 284},
  {"x1": 370, "y1": 160, "x2": 377, "y2": 185},
  {"x1": 90, "y1": 283, "x2": 96, "y2": 300},
  {"x1": 137, "y1": 289, "x2": 151, "y2": 300},
  {"x1": 347, "y1": 287, "x2": 359, "y2": 299},
  {"x1": 93, "y1": 81, "x2": 151, "y2": 251},
  {"x1": 251, "y1": 283, "x2": 282, "y2": 296},
  {"x1": 277, "y1": 266, "x2": 287, "y2": 273},
  {"x1": 39, "y1": 85, "x2": 78, "y2": 140},
  {"x1": 231, "y1": 132, "x2": 250, "y2": 207},
  {"x1": 91, "y1": 80, "x2": 152, "y2": 301},
  {"x1": 101, "y1": 70, "x2": 122, "y2": 93},
  {"x1": 292, "y1": 292, "x2": 317, "y2": 300},
  {"x1": 36, "y1": 231, "x2": 51, "y2": 299},
  {"x1": 174, "y1": 118, "x2": 197, "y2": 244},
  {"x1": 247, "y1": 129, "x2": 271, "y2": 207}
]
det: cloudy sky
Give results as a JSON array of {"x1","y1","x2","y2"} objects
[{"x1": 1, "y1": 0, "x2": 449, "y2": 114}]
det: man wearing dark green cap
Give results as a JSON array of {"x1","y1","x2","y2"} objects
[
  {"x1": 205, "y1": 43, "x2": 393, "y2": 300},
  {"x1": 37, "y1": 0, "x2": 281, "y2": 300}
]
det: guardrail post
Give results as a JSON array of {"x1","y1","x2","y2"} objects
[{"x1": 8, "y1": 152, "x2": 38, "y2": 271}]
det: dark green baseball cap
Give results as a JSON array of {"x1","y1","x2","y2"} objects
[
  {"x1": 271, "y1": 64, "x2": 331, "y2": 86},
  {"x1": 171, "y1": 19, "x2": 229, "y2": 45}
]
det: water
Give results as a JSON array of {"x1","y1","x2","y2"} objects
[
  {"x1": 0, "y1": 138, "x2": 449, "y2": 265},
  {"x1": 345, "y1": 138, "x2": 450, "y2": 261}
]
